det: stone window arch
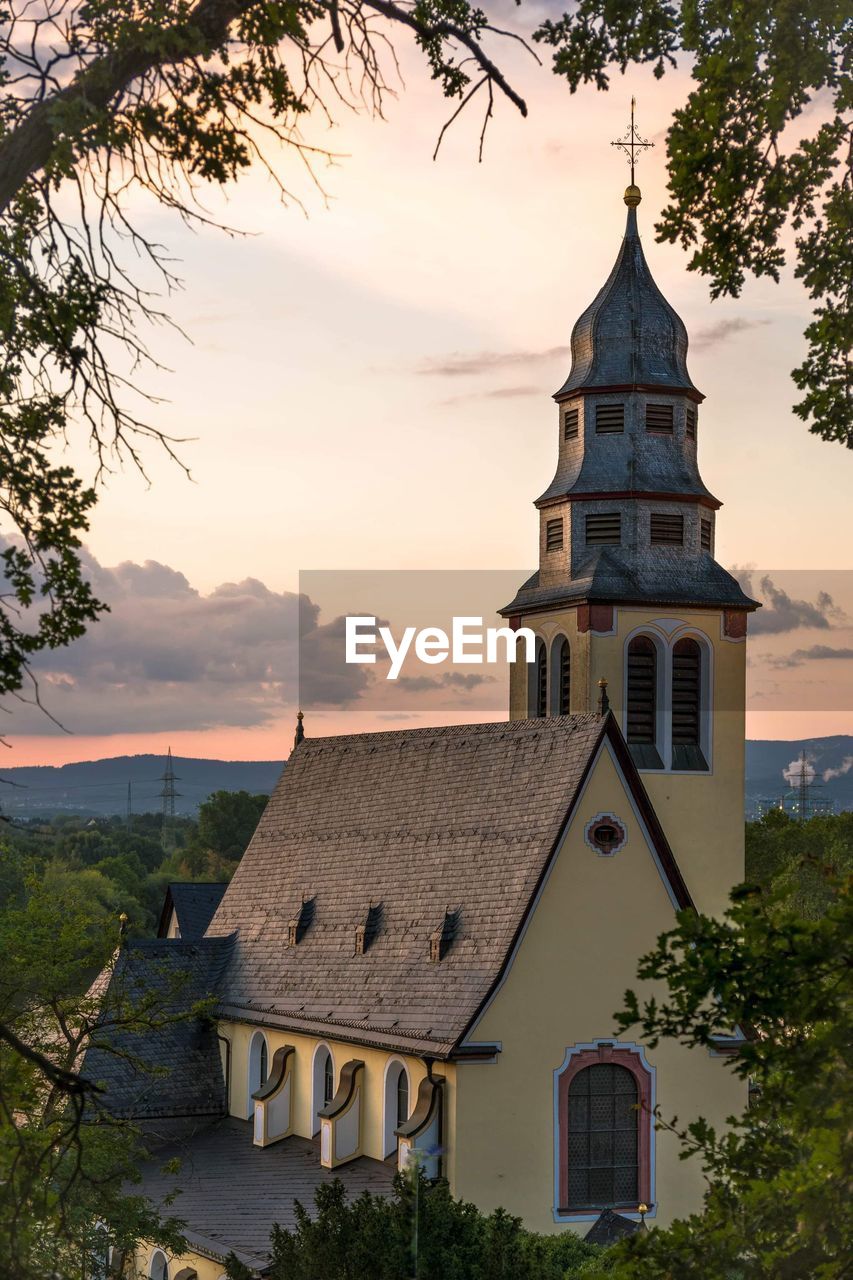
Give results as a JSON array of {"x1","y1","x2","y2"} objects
[
  {"x1": 383, "y1": 1058, "x2": 412, "y2": 1157},
  {"x1": 550, "y1": 636, "x2": 571, "y2": 715},
  {"x1": 555, "y1": 1041, "x2": 654, "y2": 1220}
]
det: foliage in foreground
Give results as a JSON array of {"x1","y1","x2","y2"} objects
[
  {"x1": 0, "y1": 859, "x2": 190, "y2": 1278},
  {"x1": 596, "y1": 874, "x2": 853, "y2": 1279},
  {"x1": 225, "y1": 1174, "x2": 607, "y2": 1280}
]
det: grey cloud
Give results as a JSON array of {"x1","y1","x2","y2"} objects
[
  {"x1": 734, "y1": 571, "x2": 845, "y2": 635},
  {"x1": 691, "y1": 318, "x2": 771, "y2": 351},
  {"x1": 417, "y1": 346, "x2": 570, "y2": 377},
  {"x1": 10, "y1": 549, "x2": 370, "y2": 736},
  {"x1": 767, "y1": 645, "x2": 853, "y2": 669},
  {"x1": 395, "y1": 672, "x2": 496, "y2": 694}
]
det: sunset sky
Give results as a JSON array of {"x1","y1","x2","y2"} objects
[{"x1": 8, "y1": 31, "x2": 852, "y2": 766}]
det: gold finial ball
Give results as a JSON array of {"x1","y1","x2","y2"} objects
[
  {"x1": 624, "y1": 184, "x2": 642, "y2": 208},
  {"x1": 119, "y1": 912, "x2": 128, "y2": 923}
]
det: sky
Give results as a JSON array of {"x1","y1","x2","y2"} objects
[{"x1": 5, "y1": 27, "x2": 852, "y2": 766}]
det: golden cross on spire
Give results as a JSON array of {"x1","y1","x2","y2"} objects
[{"x1": 610, "y1": 97, "x2": 653, "y2": 186}]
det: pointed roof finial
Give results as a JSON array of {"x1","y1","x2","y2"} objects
[
  {"x1": 597, "y1": 678, "x2": 610, "y2": 717},
  {"x1": 118, "y1": 911, "x2": 129, "y2": 944},
  {"x1": 611, "y1": 97, "x2": 653, "y2": 205},
  {"x1": 293, "y1": 710, "x2": 305, "y2": 749}
]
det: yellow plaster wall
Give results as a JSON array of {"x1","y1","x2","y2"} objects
[
  {"x1": 510, "y1": 604, "x2": 746, "y2": 915},
  {"x1": 129, "y1": 1244, "x2": 226, "y2": 1280},
  {"x1": 217, "y1": 1021, "x2": 456, "y2": 1182},
  {"x1": 453, "y1": 743, "x2": 747, "y2": 1234}
]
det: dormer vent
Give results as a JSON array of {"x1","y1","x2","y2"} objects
[
  {"x1": 355, "y1": 903, "x2": 383, "y2": 955},
  {"x1": 288, "y1": 895, "x2": 315, "y2": 946},
  {"x1": 429, "y1": 909, "x2": 460, "y2": 963}
]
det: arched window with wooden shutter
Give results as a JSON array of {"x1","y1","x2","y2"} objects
[
  {"x1": 625, "y1": 637, "x2": 662, "y2": 768},
  {"x1": 550, "y1": 637, "x2": 571, "y2": 716},
  {"x1": 671, "y1": 638, "x2": 708, "y2": 770},
  {"x1": 529, "y1": 639, "x2": 548, "y2": 718}
]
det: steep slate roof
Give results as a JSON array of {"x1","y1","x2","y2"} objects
[
  {"x1": 206, "y1": 716, "x2": 688, "y2": 1058},
  {"x1": 136, "y1": 1117, "x2": 396, "y2": 1272},
  {"x1": 555, "y1": 203, "x2": 698, "y2": 399},
  {"x1": 83, "y1": 936, "x2": 234, "y2": 1119},
  {"x1": 157, "y1": 882, "x2": 228, "y2": 941},
  {"x1": 500, "y1": 553, "x2": 757, "y2": 618}
]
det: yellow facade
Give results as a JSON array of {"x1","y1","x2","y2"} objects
[
  {"x1": 510, "y1": 603, "x2": 746, "y2": 916},
  {"x1": 453, "y1": 741, "x2": 747, "y2": 1232}
]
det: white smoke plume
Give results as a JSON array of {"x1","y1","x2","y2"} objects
[
  {"x1": 783, "y1": 756, "x2": 816, "y2": 786},
  {"x1": 823, "y1": 756, "x2": 853, "y2": 782}
]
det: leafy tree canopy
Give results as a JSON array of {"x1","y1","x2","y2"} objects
[
  {"x1": 595, "y1": 874, "x2": 853, "y2": 1279},
  {"x1": 0, "y1": 0, "x2": 849, "y2": 725},
  {"x1": 196, "y1": 788, "x2": 268, "y2": 862}
]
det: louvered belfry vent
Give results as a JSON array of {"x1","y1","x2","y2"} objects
[
  {"x1": 355, "y1": 902, "x2": 383, "y2": 956},
  {"x1": 558, "y1": 639, "x2": 571, "y2": 715},
  {"x1": 646, "y1": 402, "x2": 674, "y2": 432},
  {"x1": 672, "y1": 639, "x2": 701, "y2": 746},
  {"x1": 564, "y1": 407, "x2": 579, "y2": 439},
  {"x1": 650, "y1": 513, "x2": 684, "y2": 546},
  {"x1": 700, "y1": 517, "x2": 712, "y2": 551},
  {"x1": 585, "y1": 512, "x2": 622, "y2": 545},
  {"x1": 686, "y1": 406, "x2": 697, "y2": 439},
  {"x1": 595, "y1": 403, "x2": 625, "y2": 434},
  {"x1": 546, "y1": 517, "x2": 564, "y2": 551},
  {"x1": 626, "y1": 637, "x2": 657, "y2": 746}
]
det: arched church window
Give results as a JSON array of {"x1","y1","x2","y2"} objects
[
  {"x1": 396, "y1": 1069, "x2": 409, "y2": 1128},
  {"x1": 531, "y1": 640, "x2": 547, "y2": 718},
  {"x1": 247, "y1": 1031, "x2": 269, "y2": 1111},
  {"x1": 551, "y1": 638, "x2": 570, "y2": 715},
  {"x1": 566, "y1": 1064, "x2": 638, "y2": 1209},
  {"x1": 324, "y1": 1053, "x2": 335, "y2": 1106},
  {"x1": 625, "y1": 637, "x2": 661, "y2": 767},
  {"x1": 149, "y1": 1250, "x2": 169, "y2": 1280},
  {"x1": 671, "y1": 638, "x2": 708, "y2": 771}
]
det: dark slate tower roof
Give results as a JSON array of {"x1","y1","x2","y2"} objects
[{"x1": 555, "y1": 200, "x2": 699, "y2": 401}]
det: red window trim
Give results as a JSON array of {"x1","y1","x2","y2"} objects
[{"x1": 557, "y1": 1042, "x2": 653, "y2": 1214}]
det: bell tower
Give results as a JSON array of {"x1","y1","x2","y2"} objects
[{"x1": 502, "y1": 111, "x2": 758, "y2": 914}]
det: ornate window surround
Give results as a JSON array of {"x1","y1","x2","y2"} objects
[
  {"x1": 553, "y1": 1039, "x2": 656, "y2": 1224},
  {"x1": 246, "y1": 1029, "x2": 270, "y2": 1117},
  {"x1": 382, "y1": 1057, "x2": 412, "y2": 1157},
  {"x1": 311, "y1": 1042, "x2": 334, "y2": 1135}
]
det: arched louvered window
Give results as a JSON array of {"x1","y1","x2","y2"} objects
[
  {"x1": 567, "y1": 1064, "x2": 638, "y2": 1209},
  {"x1": 671, "y1": 638, "x2": 708, "y2": 770},
  {"x1": 552, "y1": 638, "x2": 570, "y2": 715},
  {"x1": 626, "y1": 637, "x2": 661, "y2": 767},
  {"x1": 534, "y1": 640, "x2": 547, "y2": 718}
]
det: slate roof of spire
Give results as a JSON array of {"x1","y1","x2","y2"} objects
[
  {"x1": 555, "y1": 203, "x2": 699, "y2": 399},
  {"x1": 206, "y1": 716, "x2": 691, "y2": 1058}
]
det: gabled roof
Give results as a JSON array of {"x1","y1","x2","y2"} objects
[
  {"x1": 207, "y1": 716, "x2": 691, "y2": 1058},
  {"x1": 555, "y1": 202, "x2": 698, "y2": 399},
  {"x1": 83, "y1": 936, "x2": 234, "y2": 1119},
  {"x1": 157, "y1": 881, "x2": 228, "y2": 941}
]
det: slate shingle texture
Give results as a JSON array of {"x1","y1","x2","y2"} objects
[
  {"x1": 206, "y1": 717, "x2": 607, "y2": 1058},
  {"x1": 136, "y1": 1117, "x2": 396, "y2": 1271},
  {"x1": 83, "y1": 937, "x2": 233, "y2": 1119},
  {"x1": 159, "y1": 882, "x2": 228, "y2": 940}
]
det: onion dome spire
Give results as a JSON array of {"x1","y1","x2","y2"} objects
[{"x1": 555, "y1": 101, "x2": 698, "y2": 400}]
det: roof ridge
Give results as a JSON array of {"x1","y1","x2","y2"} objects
[{"x1": 294, "y1": 714, "x2": 602, "y2": 751}]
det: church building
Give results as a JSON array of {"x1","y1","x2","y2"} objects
[{"x1": 86, "y1": 176, "x2": 757, "y2": 1280}]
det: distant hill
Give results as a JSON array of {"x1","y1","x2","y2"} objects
[
  {"x1": 0, "y1": 754, "x2": 284, "y2": 818},
  {"x1": 0, "y1": 738, "x2": 850, "y2": 820},
  {"x1": 745, "y1": 736, "x2": 853, "y2": 816}
]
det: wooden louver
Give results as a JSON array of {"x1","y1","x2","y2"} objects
[
  {"x1": 626, "y1": 637, "x2": 656, "y2": 745},
  {"x1": 546, "y1": 517, "x2": 564, "y2": 551},
  {"x1": 672, "y1": 638, "x2": 701, "y2": 747},
  {"x1": 595, "y1": 403, "x2": 625, "y2": 434},
  {"x1": 558, "y1": 639, "x2": 570, "y2": 715},
  {"x1": 585, "y1": 512, "x2": 621, "y2": 545},
  {"x1": 700, "y1": 518, "x2": 712, "y2": 551},
  {"x1": 650, "y1": 513, "x2": 684, "y2": 545},
  {"x1": 564, "y1": 407, "x2": 579, "y2": 439},
  {"x1": 646, "y1": 403, "x2": 674, "y2": 432},
  {"x1": 535, "y1": 643, "x2": 548, "y2": 718},
  {"x1": 685, "y1": 406, "x2": 697, "y2": 439}
]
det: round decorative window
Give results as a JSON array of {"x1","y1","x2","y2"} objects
[{"x1": 584, "y1": 814, "x2": 627, "y2": 856}]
